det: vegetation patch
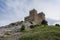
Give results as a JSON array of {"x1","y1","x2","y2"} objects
[{"x1": 19, "y1": 25, "x2": 60, "y2": 40}]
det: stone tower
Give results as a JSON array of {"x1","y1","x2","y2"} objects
[
  {"x1": 29, "y1": 9, "x2": 39, "y2": 23},
  {"x1": 25, "y1": 9, "x2": 45, "y2": 24},
  {"x1": 38, "y1": 12, "x2": 45, "y2": 20}
]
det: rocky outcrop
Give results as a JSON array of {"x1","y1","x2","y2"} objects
[
  {"x1": 0, "y1": 9, "x2": 46, "y2": 40},
  {"x1": 25, "y1": 9, "x2": 45, "y2": 24}
]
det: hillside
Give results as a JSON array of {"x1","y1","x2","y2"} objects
[
  {"x1": 1, "y1": 25, "x2": 60, "y2": 40},
  {"x1": 0, "y1": 9, "x2": 60, "y2": 40},
  {"x1": 19, "y1": 25, "x2": 60, "y2": 40}
]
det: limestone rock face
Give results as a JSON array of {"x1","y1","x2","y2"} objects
[{"x1": 25, "y1": 9, "x2": 45, "y2": 24}]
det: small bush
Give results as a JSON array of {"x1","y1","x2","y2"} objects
[
  {"x1": 41, "y1": 20, "x2": 48, "y2": 25},
  {"x1": 10, "y1": 23, "x2": 16, "y2": 26},
  {"x1": 55, "y1": 24, "x2": 60, "y2": 26},
  {"x1": 30, "y1": 25, "x2": 34, "y2": 29},
  {"x1": 20, "y1": 25, "x2": 25, "y2": 32}
]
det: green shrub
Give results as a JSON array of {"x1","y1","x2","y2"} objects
[
  {"x1": 30, "y1": 25, "x2": 35, "y2": 29},
  {"x1": 10, "y1": 23, "x2": 16, "y2": 26},
  {"x1": 41, "y1": 20, "x2": 48, "y2": 25},
  {"x1": 55, "y1": 24, "x2": 60, "y2": 26},
  {"x1": 20, "y1": 25, "x2": 25, "y2": 32}
]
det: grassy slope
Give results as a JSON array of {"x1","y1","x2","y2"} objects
[{"x1": 19, "y1": 25, "x2": 60, "y2": 40}]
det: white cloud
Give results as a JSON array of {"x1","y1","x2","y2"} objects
[
  {"x1": 53, "y1": 22, "x2": 60, "y2": 25},
  {"x1": 0, "y1": 0, "x2": 60, "y2": 26},
  {"x1": 30, "y1": 0, "x2": 60, "y2": 20}
]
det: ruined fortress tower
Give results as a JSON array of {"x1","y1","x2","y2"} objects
[{"x1": 25, "y1": 9, "x2": 45, "y2": 24}]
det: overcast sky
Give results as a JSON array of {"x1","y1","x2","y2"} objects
[{"x1": 0, "y1": 0, "x2": 60, "y2": 26}]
